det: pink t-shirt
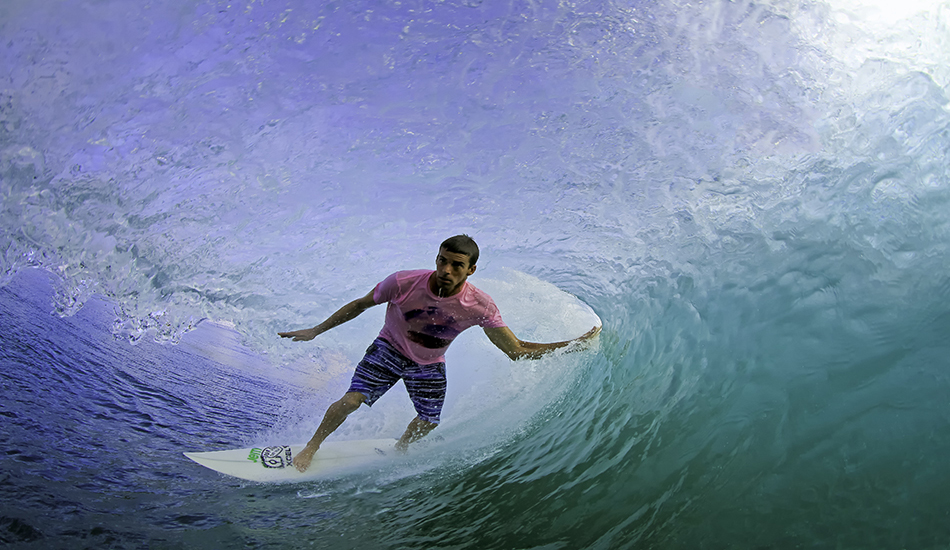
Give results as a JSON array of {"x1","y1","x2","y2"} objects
[{"x1": 373, "y1": 270, "x2": 506, "y2": 365}]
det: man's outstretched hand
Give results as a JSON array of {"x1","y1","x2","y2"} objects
[
  {"x1": 278, "y1": 328, "x2": 318, "y2": 341},
  {"x1": 580, "y1": 325, "x2": 602, "y2": 341}
]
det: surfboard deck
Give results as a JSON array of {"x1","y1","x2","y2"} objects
[{"x1": 184, "y1": 438, "x2": 398, "y2": 482}]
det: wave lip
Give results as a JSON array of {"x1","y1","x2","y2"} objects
[{"x1": 1, "y1": 0, "x2": 950, "y2": 548}]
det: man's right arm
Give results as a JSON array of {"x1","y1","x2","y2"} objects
[{"x1": 278, "y1": 289, "x2": 378, "y2": 342}]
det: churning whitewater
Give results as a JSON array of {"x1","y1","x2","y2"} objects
[{"x1": 2, "y1": 0, "x2": 950, "y2": 547}]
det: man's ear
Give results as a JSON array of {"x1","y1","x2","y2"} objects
[{"x1": 468, "y1": 264, "x2": 477, "y2": 276}]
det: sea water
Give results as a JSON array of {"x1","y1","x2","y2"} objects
[{"x1": 2, "y1": 0, "x2": 949, "y2": 547}]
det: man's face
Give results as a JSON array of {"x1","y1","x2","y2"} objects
[{"x1": 433, "y1": 247, "x2": 476, "y2": 295}]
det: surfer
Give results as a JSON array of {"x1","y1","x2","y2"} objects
[{"x1": 279, "y1": 235, "x2": 601, "y2": 472}]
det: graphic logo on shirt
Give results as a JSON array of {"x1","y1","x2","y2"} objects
[{"x1": 404, "y1": 306, "x2": 460, "y2": 349}]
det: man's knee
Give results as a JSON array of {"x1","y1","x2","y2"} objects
[
  {"x1": 337, "y1": 391, "x2": 366, "y2": 412},
  {"x1": 412, "y1": 417, "x2": 438, "y2": 433}
]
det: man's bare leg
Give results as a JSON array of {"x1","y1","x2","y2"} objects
[
  {"x1": 395, "y1": 415, "x2": 437, "y2": 452},
  {"x1": 293, "y1": 391, "x2": 365, "y2": 472}
]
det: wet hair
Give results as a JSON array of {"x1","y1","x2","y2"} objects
[{"x1": 440, "y1": 234, "x2": 479, "y2": 267}]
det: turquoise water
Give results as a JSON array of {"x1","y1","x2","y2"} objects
[{"x1": 2, "y1": 0, "x2": 950, "y2": 547}]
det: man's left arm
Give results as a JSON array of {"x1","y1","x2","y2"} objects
[{"x1": 483, "y1": 325, "x2": 601, "y2": 361}]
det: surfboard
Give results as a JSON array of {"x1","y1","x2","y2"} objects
[{"x1": 183, "y1": 438, "x2": 398, "y2": 482}]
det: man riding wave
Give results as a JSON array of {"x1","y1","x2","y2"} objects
[{"x1": 279, "y1": 235, "x2": 600, "y2": 472}]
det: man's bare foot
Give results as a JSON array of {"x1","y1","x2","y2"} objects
[{"x1": 293, "y1": 444, "x2": 318, "y2": 472}]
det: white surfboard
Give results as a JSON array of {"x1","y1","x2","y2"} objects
[{"x1": 184, "y1": 438, "x2": 398, "y2": 482}]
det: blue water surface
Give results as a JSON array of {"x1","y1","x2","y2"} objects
[{"x1": 2, "y1": 0, "x2": 950, "y2": 548}]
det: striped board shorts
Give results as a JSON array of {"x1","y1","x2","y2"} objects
[{"x1": 347, "y1": 337, "x2": 447, "y2": 424}]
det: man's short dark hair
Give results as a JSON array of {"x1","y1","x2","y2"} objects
[{"x1": 440, "y1": 234, "x2": 479, "y2": 267}]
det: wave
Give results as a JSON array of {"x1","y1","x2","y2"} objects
[{"x1": 1, "y1": 0, "x2": 949, "y2": 547}]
